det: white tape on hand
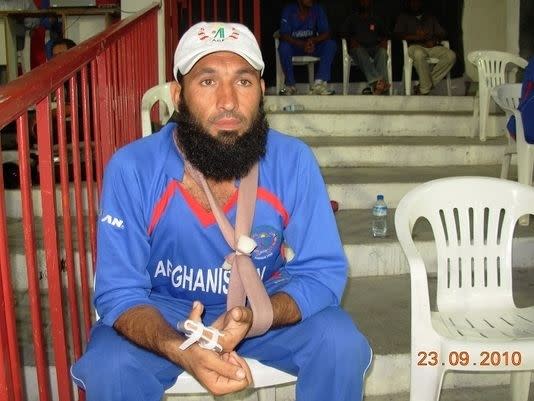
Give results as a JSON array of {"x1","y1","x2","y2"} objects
[{"x1": 177, "y1": 319, "x2": 224, "y2": 353}]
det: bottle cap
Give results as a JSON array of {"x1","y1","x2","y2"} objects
[{"x1": 377, "y1": 194, "x2": 384, "y2": 200}]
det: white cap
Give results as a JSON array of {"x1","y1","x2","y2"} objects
[{"x1": 173, "y1": 21, "x2": 264, "y2": 79}]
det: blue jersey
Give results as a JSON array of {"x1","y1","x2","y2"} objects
[
  {"x1": 279, "y1": 3, "x2": 330, "y2": 39},
  {"x1": 94, "y1": 123, "x2": 347, "y2": 327}
]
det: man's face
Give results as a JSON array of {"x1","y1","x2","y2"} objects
[
  {"x1": 298, "y1": 0, "x2": 314, "y2": 8},
  {"x1": 359, "y1": 0, "x2": 371, "y2": 11},
  {"x1": 172, "y1": 51, "x2": 269, "y2": 182},
  {"x1": 408, "y1": 0, "x2": 422, "y2": 13},
  {"x1": 176, "y1": 51, "x2": 264, "y2": 141},
  {"x1": 52, "y1": 43, "x2": 68, "y2": 57}
]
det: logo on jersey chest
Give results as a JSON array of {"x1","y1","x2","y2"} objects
[{"x1": 251, "y1": 225, "x2": 281, "y2": 260}]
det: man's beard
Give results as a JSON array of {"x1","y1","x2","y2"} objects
[{"x1": 173, "y1": 95, "x2": 269, "y2": 182}]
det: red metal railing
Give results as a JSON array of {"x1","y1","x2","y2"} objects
[
  {"x1": 0, "y1": 4, "x2": 159, "y2": 401},
  {"x1": 164, "y1": 0, "x2": 262, "y2": 81}
]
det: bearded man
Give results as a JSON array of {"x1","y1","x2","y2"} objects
[{"x1": 71, "y1": 21, "x2": 372, "y2": 401}]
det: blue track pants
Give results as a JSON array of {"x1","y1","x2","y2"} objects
[
  {"x1": 71, "y1": 305, "x2": 372, "y2": 401},
  {"x1": 278, "y1": 39, "x2": 337, "y2": 85}
]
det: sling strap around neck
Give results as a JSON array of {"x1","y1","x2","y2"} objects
[{"x1": 183, "y1": 160, "x2": 273, "y2": 337}]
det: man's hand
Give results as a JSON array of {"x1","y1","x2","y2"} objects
[
  {"x1": 178, "y1": 302, "x2": 253, "y2": 395},
  {"x1": 304, "y1": 39, "x2": 315, "y2": 54},
  {"x1": 181, "y1": 345, "x2": 253, "y2": 395},
  {"x1": 212, "y1": 306, "x2": 253, "y2": 352},
  {"x1": 349, "y1": 38, "x2": 361, "y2": 50}
]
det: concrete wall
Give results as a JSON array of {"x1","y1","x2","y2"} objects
[{"x1": 462, "y1": 0, "x2": 511, "y2": 81}]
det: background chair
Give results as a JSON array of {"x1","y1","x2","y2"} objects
[
  {"x1": 141, "y1": 82, "x2": 174, "y2": 137},
  {"x1": 468, "y1": 50, "x2": 527, "y2": 141},
  {"x1": 395, "y1": 176, "x2": 534, "y2": 401},
  {"x1": 274, "y1": 31, "x2": 319, "y2": 94},
  {"x1": 342, "y1": 38, "x2": 393, "y2": 95},
  {"x1": 402, "y1": 40, "x2": 452, "y2": 96},
  {"x1": 491, "y1": 83, "x2": 534, "y2": 225}
]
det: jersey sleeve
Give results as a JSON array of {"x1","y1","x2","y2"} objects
[
  {"x1": 93, "y1": 151, "x2": 153, "y2": 327},
  {"x1": 279, "y1": 5, "x2": 292, "y2": 36},
  {"x1": 277, "y1": 145, "x2": 347, "y2": 320},
  {"x1": 316, "y1": 5, "x2": 330, "y2": 34}
]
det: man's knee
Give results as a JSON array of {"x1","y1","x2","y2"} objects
[
  {"x1": 278, "y1": 41, "x2": 294, "y2": 59},
  {"x1": 306, "y1": 307, "x2": 371, "y2": 358},
  {"x1": 446, "y1": 49, "x2": 457, "y2": 65},
  {"x1": 409, "y1": 46, "x2": 426, "y2": 61},
  {"x1": 322, "y1": 39, "x2": 337, "y2": 56}
]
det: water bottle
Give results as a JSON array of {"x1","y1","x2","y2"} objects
[
  {"x1": 282, "y1": 104, "x2": 304, "y2": 112},
  {"x1": 372, "y1": 194, "x2": 387, "y2": 237}
]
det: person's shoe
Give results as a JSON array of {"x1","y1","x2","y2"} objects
[
  {"x1": 279, "y1": 86, "x2": 297, "y2": 96},
  {"x1": 413, "y1": 85, "x2": 430, "y2": 95},
  {"x1": 362, "y1": 87, "x2": 373, "y2": 95},
  {"x1": 310, "y1": 81, "x2": 334, "y2": 95}
]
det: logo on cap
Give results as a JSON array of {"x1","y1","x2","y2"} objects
[{"x1": 197, "y1": 25, "x2": 240, "y2": 43}]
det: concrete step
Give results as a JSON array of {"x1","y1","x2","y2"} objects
[
  {"x1": 269, "y1": 110, "x2": 505, "y2": 138},
  {"x1": 302, "y1": 136, "x2": 507, "y2": 167},
  {"x1": 337, "y1": 208, "x2": 534, "y2": 277},
  {"x1": 264, "y1": 94, "x2": 476, "y2": 113},
  {"x1": 322, "y1": 164, "x2": 514, "y2": 209},
  {"x1": 265, "y1": 95, "x2": 506, "y2": 138}
]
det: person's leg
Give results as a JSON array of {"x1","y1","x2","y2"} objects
[
  {"x1": 428, "y1": 46, "x2": 456, "y2": 87},
  {"x1": 238, "y1": 306, "x2": 372, "y2": 401},
  {"x1": 278, "y1": 41, "x2": 299, "y2": 86},
  {"x1": 350, "y1": 47, "x2": 381, "y2": 85},
  {"x1": 71, "y1": 321, "x2": 183, "y2": 401},
  {"x1": 374, "y1": 47, "x2": 389, "y2": 84},
  {"x1": 408, "y1": 45, "x2": 432, "y2": 94},
  {"x1": 313, "y1": 39, "x2": 337, "y2": 83}
]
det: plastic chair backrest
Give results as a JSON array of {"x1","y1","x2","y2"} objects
[
  {"x1": 395, "y1": 176, "x2": 534, "y2": 312},
  {"x1": 468, "y1": 51, "x2": 527, "y2": 89},
  {"x1": 491, "y1": 83, "x2": 522, "y2": 119},
  {"x1": 141, "y1": 82, "x2": 174, "y2": 137}
]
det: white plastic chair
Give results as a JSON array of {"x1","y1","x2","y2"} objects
[
  {"x1": 342, "y1": 38, "x2": 392, "y2": 95},
  {"x1": 165, "y1": 358, "x2": 296, "y2": 400},
  {"x1": 395, "y1": 176, "x2": 534, "y2": 401},
  {"x1": 468, "y1": 51, "x2": 527, "y2": 141},
  {"x1": 274, "y1": 31, "x2": 319, "y2": 94},
  {"x1": 141, "y1": 82, "x2": 174, "y2": 136},
  {"x1": 491, "y1": 83, "x2": 534, "y2": 225},
  {"x1": 402, "y1": 40, "x2": 452, "y2": 96}
]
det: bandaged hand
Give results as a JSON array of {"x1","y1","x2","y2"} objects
[{"x1": 212, "y1": 306, "x2": 254, "y2": 352}]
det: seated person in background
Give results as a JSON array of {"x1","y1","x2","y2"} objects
[
  {"x1": 278, "y1": 0, "x2": 337, "y2": 95},
  {"x1": 394, "y1": 0, "x2": 455, "y2": 95},
  {"x1": 507, "y1": 56, "x2": 534, "y2": 143},
  {"x1": 341, "y1": 0, "x2": 390, "y2": 95},
  {"x1": 51, "y1": 37, "x2": 77, "y2": 57}
]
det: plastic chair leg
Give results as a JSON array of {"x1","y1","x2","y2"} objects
[
  {"x1": 343, "y1": 63, "x2": 349, "y2": 95},
  {"x1": 446, "y1": 73, "x2": 452, "y2": 96},
  {"x1": 404, "y1": 68, "x2": 412, "y2": 95},
  {"x1": 517, "y1": 149, "x2": 533, "y2": 225},
  {"x1": 511, "y1": 371, "x2": 531, "y2": 401},
  {"x1": 501, "y1": 153, "x2": 512, "y2": 179},
  {"x1": 257, "y1": 387, "x2": 276, "y2": 401},
  {"x1": 478, "y1": 88, "x2": 490, "y2": 141},
  {"x1": 307, "y1": 64, "x2": 315, "y2": 88},
  {"x1": 410, "y1": 366, "x2": 444, "y2": 401}
]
